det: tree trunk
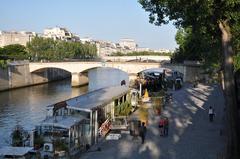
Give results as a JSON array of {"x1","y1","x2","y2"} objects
[{"x1": 219, "y1": 21, "x2": 240, "y2": 159}]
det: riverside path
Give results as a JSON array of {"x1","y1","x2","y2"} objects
[{"x1": 80, "y1": 83, "x2": 226, "y2": 159}]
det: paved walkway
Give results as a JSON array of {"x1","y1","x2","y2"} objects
[{"x1": 80, "y1": 83, "x2": 226, "y2": 159}]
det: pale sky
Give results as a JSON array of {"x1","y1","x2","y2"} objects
[{"x1": 0, "y1": 0, "x2": 178, "y2": 50}]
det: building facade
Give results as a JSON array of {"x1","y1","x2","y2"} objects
[
  {"x1": 136, "y1": 47, "x2": 151, "y2": 52},
  {"x1": 43, "y1": 27, "x2": 79, "y2": 41},
  {"x1": 95, "y1": 40, "x2": 118, "y2": 57},
  {"x1": 0, "y1": 31, "x2": 36, "y2": 47},
  {"x1": 119, "y1": 38, "x2": 137, "y2": 51}
]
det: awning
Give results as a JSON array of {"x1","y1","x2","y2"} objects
[
  {"x1": 66, "y1": 86, "x2": 129, "y2": 112},
  {"x1": 0, "y1": 146, "x2": 33, "y2": 156},
  {"x1": 40, "y1": 116, "x2": 87, "y2": 129}
]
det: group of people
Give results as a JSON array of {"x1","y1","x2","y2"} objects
[
  {"x1": 135, "y1": 97, "x2": 215, "y2": 145},
  {"x1": 137, "y1": 106, "x2": 214, "y2": 144},
  {"x1": 137, "y1": 117, "x2": 169, "y2": 145},
  {"x1": 159, "y1": 116, "x2": 169, "y2": 136}
]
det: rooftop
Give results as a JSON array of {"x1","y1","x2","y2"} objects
[
  {"x1": 0, "y1": 146, "x2": 33, "y2": 156},
  {"x1": 66, "y1": 85, "x2": 129, "y2": 112},
  {"x1": 40, "y1": 115, "x2": 87, "y2": 129}
]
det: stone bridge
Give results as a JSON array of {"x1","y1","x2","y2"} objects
[{"x1": 29, "y1": 62, "x2": 188, "y2": 86}]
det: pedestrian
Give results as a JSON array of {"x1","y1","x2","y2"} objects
[
  {"x1": 163, "y1": 117, "x2": 169, "y2": 136},
  {"x1": 139, "y1": 122, "x2": 147, "y2": 144},
  {"x1": 159, "y1": 117, "x2": 164, "y2": 136},
  {"x1": 209, "y1": 106, "x2": 215, "y2": 122}
]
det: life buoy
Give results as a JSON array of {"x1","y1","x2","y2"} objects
[{"x1": 45, "y1": 145, "x2": 50, "y2": 151}]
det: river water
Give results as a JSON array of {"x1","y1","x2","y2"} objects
[{"x1": 0, "y1": 68, "x2": 128, "y2": 146}]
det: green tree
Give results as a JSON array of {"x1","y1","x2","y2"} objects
[
  {"x1": 174, "y1": 27, "x2": 221, "y2": 66},
  {"x1": 139, "y1": 0, "x2": 240, "y2": 158},
  {"x1": 0, "y1": 60, "x2": 8, "y2": 69},
  {"x1": 26, "y1": 37, "x2": 56, "y2": 61},
  {"x1": 27, "y1": 37, "x2": 98, "y2": 61},
  {"x1": 234, "y1": 54, "x2": 240, "y2": 71},
  {"x1": 0, "y1": 47, "x2": 3, "y2": 54},
  {"x1": 1, "y1": 44, "x2": 28, "y2": 60}
]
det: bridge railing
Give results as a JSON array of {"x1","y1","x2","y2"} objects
[{"x1": 30, "y1": 58, "x2": 167, "y2": 63}]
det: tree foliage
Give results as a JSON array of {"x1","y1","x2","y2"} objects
[
  {"x1": 138, "y1": 0, "x2": 240, "y2": 63},
  {"x1": 0, "y1": 44, "x2": 28, "y2": 60},
  {"x1": 114, "y1": 101, "x2": 132, "y2": 116},
  {"x1": 0, "y1": 37, "x2": 98, "y2": 62},
  {"x1": 26, "y1": 37, "x2": 97, "y2": 61},
  {"x1": 234, "y1": 54, "x2": 240, "y2": 71},
  {"x1": 173, "y1": 27, "x2": 221, "y2": 67},
  {"x1": 0, "y1": 60, "x2": 9, "y2": 69}
]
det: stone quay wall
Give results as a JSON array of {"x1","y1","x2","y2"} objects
[{"x1": 0, "y1": 61, "x2": 71, "y2": 91}]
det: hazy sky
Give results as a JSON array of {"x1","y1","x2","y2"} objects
[{"x1": 0, "y1": 0, "x2": 178, "y2": 50}]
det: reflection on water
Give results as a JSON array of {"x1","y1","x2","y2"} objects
[
  {"x1": 0, "y1": 80, "x2": 88, "y2": 146},
  {"x1": 0, "y1": 68, "x2": 128, "y2": 146}
]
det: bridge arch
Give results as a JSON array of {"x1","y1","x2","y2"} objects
[
  {"x1": 31, "y1": 67, "x2": 72, "y2": 74},
  {"x1": 29, "y1": 62, "x2": 186, "y2": 87},
  {"x1": 29, "y1": 62, "x2": 104, "y2": 73},
  {"x1": 30, "y1": 67, "x2": 72, "y2": 84}
]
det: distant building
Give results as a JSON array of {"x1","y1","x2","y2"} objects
[
  {"x1": 154, "y1": 49, "x2": 172, "y2": 53},
  {"x1": 136, "y1": 47, "x2": 151, "y2": 52},
  {"x1": 43, "y1": 27, "x2": 79, "y2": 41},
  {"x1": 119, "y1": 38, "x2": 137, "y2": 51},
  {"x1": 0, "y1": 31, "x2": 36, "y2": 47},
  {"x1": 95, "y1": 40, "x2": 118, "y2": 57},
  {"x1": 80, "y1": 37, "x2": 95, "y2": 44}
]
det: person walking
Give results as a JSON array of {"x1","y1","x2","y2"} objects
[
  {"x1": 159, "y1": 117, "x2": 165, "y2": 136},
  {"x1": 209, "y1": 106, "x2": 215, "y2": 122},
  {"x1": 163, "y1": 117, "x2": 169, "y2": 136},
  {"x1": 139, "y1": 122, "x2": 147, "y2": 144}
]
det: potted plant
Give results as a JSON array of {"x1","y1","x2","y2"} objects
[
  {"x1": 34, "y1": 135, "x2": 44, "y2": 150},
  {"x1": 138, "y1": 107, "x2": 148, "y2": 125},
  {"x1": 54, "y1": 139, "x2": 68, "y2": 152},
  {"x1": 11, "y1": 125, "x2": 27, "y2": 147},
  {"x1": 152, "y1": 96, "x2": 163, "y2": 115}
]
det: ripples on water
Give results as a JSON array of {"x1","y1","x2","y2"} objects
[
  {"x1": 0, "y1": 68, "x2": 128, "y2": 146},
  {"x1": 0, "y1": 80, "x2": 88, "y2": 146}
]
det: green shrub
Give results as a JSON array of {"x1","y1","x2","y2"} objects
[
  {"x1": 0, "y1": 60, "x2": 8, "y2": 69},
  {"x1": 54, "y1": 139, "x2": 68, "y2": 152},
  {"x1": 150, "y1": 90, "x2": 165, "y2": 97},
  {"x1": 114, "y1": 101, "x2": 132, "y2": 116},
  {"x1": 34, "y1": 135, "x2": 44, "y2": 148},
  {"x1": 139, "y1": 107, "x2": 148, "y2": 122}
]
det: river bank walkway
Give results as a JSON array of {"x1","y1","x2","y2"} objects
[{"x1": 80, "y1": 83, "x2": 226, "y2": 159}]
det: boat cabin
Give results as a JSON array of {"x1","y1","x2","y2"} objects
[{"x1": 36, "y1": 86, "x2": 129, "y2": 156}]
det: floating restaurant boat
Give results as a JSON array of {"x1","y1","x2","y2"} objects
[{"x1": 36, "y1": 85, "x2": 130, "y2": 157}]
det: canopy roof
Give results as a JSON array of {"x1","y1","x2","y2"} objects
[
  {"x1": 67, "y1": 86, "x2": 129, "y2": 112},
  {"x1": 40, "y1": 115, "x2": 86, "y2": 129},
  {"x1": 0, "y1": 146, "x2": 33, "y2": 156}
]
